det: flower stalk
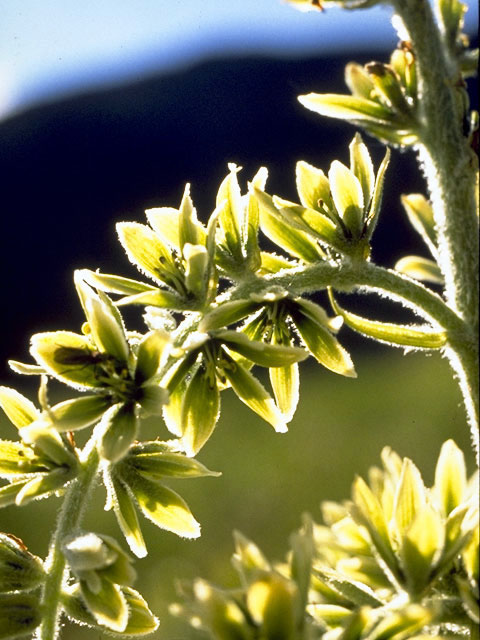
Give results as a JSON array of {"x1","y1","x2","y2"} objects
[{"x1": 36, "y1": 444, "x2": 100, "y2": 640}]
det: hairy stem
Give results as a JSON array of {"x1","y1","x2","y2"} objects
[
  {"x1": 390, "y1": 0, "x2": 479, "y2": 458},
  {"x1": 392, "y1": 0, "x2": 478, "y2": 327},
  {"x1": 36, "y1": 443, "x2": 100, "y2": 640}
]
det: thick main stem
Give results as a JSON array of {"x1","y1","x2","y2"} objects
[
  {"x1": 36, "y1": 445, "x2": 100, "y2": 640},
  {"x1": 391, "y1": 0, "x2": 479, "y2": 456}
]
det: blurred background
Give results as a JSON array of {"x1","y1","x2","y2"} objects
[{"x1": 0, "y1": 1, "x2": 478, "y2": 637}]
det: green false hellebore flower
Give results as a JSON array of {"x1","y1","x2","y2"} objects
[
  {"x1": 299, "y1": 45, "x2": 420, "y2": 146},
  {"x1": 199, "y1": 288, "x2": 355, "y2": 422},
  {"x1": 104, "y1": 439, "x2": 220, "y2": 558},
  {"x1": 160, "y1": 325, "x2": 309, "y2": 456},
  {"x1": 0, "y1": 385, "x2": 78, "y2": 507},
  {"x1": 77, "y1": 183, "x2": 218, "y2": 312},
  {"x1": 61, "y1": 531, "x2": 158, "y2": 635},
  {"x1": 20, "y1": 274, "x2": 169, "y2": 463},
  {"x1": 254, "y1": 134, "x2": 389, "y2": 261}
]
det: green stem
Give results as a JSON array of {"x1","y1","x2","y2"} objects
[
  {"x1": 392, "y1": 0, "x2": 479, "y2": 328},
  {"x1": 390, "y1": 0, "x2": 479, "y2": 459},
  {"x1": 36, "y1": 444, "x2": 100, "y2": 640}
]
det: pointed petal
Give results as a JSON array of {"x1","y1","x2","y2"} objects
[
  {"x1": 298, "y1": 93, "x2": 393, "y2": 125},
  {"x1": 349, "y1": 133, "x2": 375, "y2": 208},
  {"x1": 329, "y1": 291, "x2": 447, "y2": 349},
  {"x1": 134, "y1": 330, "x2": 170, "y2": 384},
  {"x1": 218, "y1": 330, "x2": 308, "y2": 367},
  {"x1": 222, "y1": 357, "x2": 287, "y2": 432},
  {"x1": 98, "y1": 404, "x2": 139, "y2": 463},
  {"x1": 290, "y1": 308, "x2": 356, "y2": 377},
  {"x1": 181, "y1": 365, "x2": 220, "y2": 456},
  {"x1": 105, "y1": 471, "x2": 146, "y2": 559},
  {"x1": 296, "y1": 160, "x2": 334, "y2": 211},
  {"x1": 395, "y1": 255, "x2": 444, "y2": 284},
  {"x1": 328, "y1": 160, "x2": 364, "y2": 237},
  {"x1": 125, "y1": 471, "x2": 201, "y2": 539},
  {"x1": 116, "y1": 221, "x2": 175, "y2": 283},
  {"x1": 0, "y1": 387, "x2": 40, "y2": 428}
]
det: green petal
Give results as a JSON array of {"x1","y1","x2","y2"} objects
[
  {"x1": 328, "y1": 160, "x2": 364, "y2": 237},
  {"x1": 298, "y1": 93, "x2": 394, "y2": 125},
  {"x1": 80, "y1": 575, "x2": 129, "y2": 633},
  {"x1": 178, "y1": 183, "x2": 202, "y2": 249},
  {"x1": 259, "y1": 252, "x2": 297, "y2": 273},
  {"x1": 183, "y1": 243, "x2": 209, "y2": 299},
  {"x1": 0, "y1": 440, "x2": 43, "y2": 476},
  {"x1": 181, "y1": 366, "x2": 220, "y2": 456},
  {"x1": 296, "y1": 160, "x2": 334, "y2": 212},
  {"x1": 364, "y1": 147, "x2": 390, "y2": 240},
  {"x1": 98, "y1": 404, "x2": 139, "y2": 463},
  {"x1": 400, "y1": 504, "x2": 444, "y2": 596},
  {"x1": 19, "y1": 422, "x2": 77, "y2": 468},
  {"x1": 124, "y1": 469, "x2": 201, "y2": 538},
  {"x1": 83, "y1": 291, "x2": 129, "y2": 364},
  {"x1": 0, "y1": 533, "x2": 45, "y2": 594},
  {"x1": 134, "y1": 330, "x2": 170, "y2": 384},
  {"x1": 146, "y1": 207, "x2": 181, "y2": 249},
  {"x1": 217, "y1": 330, "x2": 308, "y2": 367},
  {"x1": 290, "y1": 309, "x2": 356, "y2": 377},
  {"x1": 0, "y1": 387, "x2": 39, "y2": 428},
  {"x1": 349, "y1": 133, "x2": 375, "y2": 209},
  {"x1": 137, "y1": 384, "x2": 169, "y2": 416},
  {"x1": 366, "y1": 62, "x2": 412, "y2": 115},
  {"x1": 7, "y1": 361, "x2": 46, "y2": 376},
  {"x1": 78, "y1": 270, "x2": 157, "y2": 296},
  {"x1": 221, "y1": 357, "x2": 287, "y2": 432},
  {"x1": 392, "y1": 458, "x2": 427, "y2": 540},
  {"x1": 49, "y1": 395, "x2": 112, "y2": 432},
  {"x1": 0, "y1": 593, "x2": 42, "y2": 639},
  {"x1": 254, "y1": 187, "x2": 323, "y2": 262},
  {"x1": 116, "y1": 221, "x2": 176, "y2": 282},
  {"x1": 116, "y1": 289, "x2": 186, "y2": 309},
  {"x1": 199, "y1": 299, "x2": 260, "y2": 332},
  {"x1": 216, "y1": 164, "x2": 243, "y2": 262},
  {"x1": 329, "y1": 291, "x2": 447, "y2": 349},
  {"x1": 400, "y1": 194, "x2": 438, "y2": 258},
  {"x1": 126, "y1": 443, "x2": 220, "y2": 480},
  {"x1": 314, "y1": 567, "x2": 383, "y2": 608},
  {"x1": 269, "y1": 363, "x2": 299, "y2": 422},
  {"x1": 0, "y1": 481, "x2": 31, "y2": 509},
  {"x1": 15, "y1": 467, "x2": 75, "y2": 506},
  {"x1": 244, "y1": 167, "x2": 267, "y2": 272},
  {"x1": 63, "y1": 584, "x2": 159, "y2": 636},
  {"x1": 351, "y1": 476, "x2": 399, "y2": 577},
  {"x1": 395, "y1": 256, "x2": 444, "y2": 284},
  {"x1": 345, "y1": 62, "x2": 376, "y2": 98},
  {"x1": 274, "y1": 201, "x2": 342, "y2": 251},
  {"x1": 105, "y1": 471, "x2": 146, "y2": 559},
  {"x1": 162, "y1": 380, "x2": 186, "y2": 436},
  {"x1": 30, "y1": 331, "x2": 104, "y2": 389},
  {"x1": 434, "y1": 439, "x2": 467, "y2": 516}
]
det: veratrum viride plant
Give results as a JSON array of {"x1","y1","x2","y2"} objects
[{"x1": 0, "y1": 0, "x2": 477, "y2": 638}]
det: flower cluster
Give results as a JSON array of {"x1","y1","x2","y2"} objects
[{"x1": 172, "y1": 440, "x2": 479, "y2": 639}]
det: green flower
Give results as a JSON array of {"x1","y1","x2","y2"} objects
[
  {"x1": 20, "y1": 276, "x2": 170, "y2": 463},
  {"x1": 298, "y1": 45, "x2": 420, "y2": 146},
  {"x1": 0, "y1": 386, "x2": 78, "y2": 506},
  {"x1": 104, "y1": 439, "x2": 219, "y2": 557},
  {"x1": 254, "y1": 134, "x2": 389, "y2": 260},
  {"x1": 161, "y1": 325, "x2": 308, "y2": 455},
  {"x1": 199, "y1": 288, "x2": 355, "y2": 422}
]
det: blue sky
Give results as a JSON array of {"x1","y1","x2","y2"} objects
[{"x1": 1, "y1": 0, "x2": 477, "y2": 117}]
